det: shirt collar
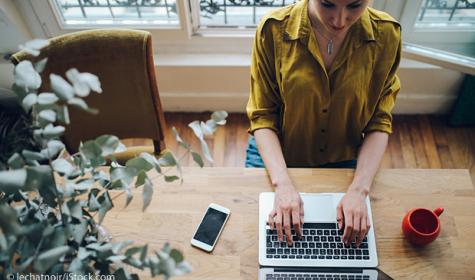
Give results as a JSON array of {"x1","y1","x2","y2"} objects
[{"x1": 283, "y1": 0, "x2": 376, "y2": 43}]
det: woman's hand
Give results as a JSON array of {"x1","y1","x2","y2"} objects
[
  {"x1": 336, "y1": 189, "x2": 371, "y2": 247},
  {"x1": 268, "y1": 184, "x2": 304, "y2": 245}
]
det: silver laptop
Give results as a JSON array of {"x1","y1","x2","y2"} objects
[
  {"x1": 259, "y1": 192, "x2": 378, "y2": 270},
  {"x1": 259, "y1": 267, "x2": 393, "y2": 280}
]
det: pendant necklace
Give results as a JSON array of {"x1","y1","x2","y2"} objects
[
  {"x1": 311, "y1": 18, "x2": 335, "y2": 55},
  {"x1": 317, "y1": 28, "x2": 334, "y2": 55}
]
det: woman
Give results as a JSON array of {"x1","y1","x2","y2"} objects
[{"x1": 246, "y1": 0, "x2": 401, "y2": 248}]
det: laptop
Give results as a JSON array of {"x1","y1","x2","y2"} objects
[{"x1": 259, "y1": 192, "x2": 379, "y2": 279}]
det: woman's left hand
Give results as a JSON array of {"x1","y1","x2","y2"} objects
[{"x1": 336, "y1": 189, "x2": 371, "y2": 247}]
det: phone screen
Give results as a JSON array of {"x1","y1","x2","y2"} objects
[{"x1": 193, "y1": 208, "x2": 228, "y2": 246}]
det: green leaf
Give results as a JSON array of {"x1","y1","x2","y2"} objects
[
  {"x1": 38, "y1": 109, "x2": 56, "y2": 124},
  {"x1": 200, "y1": 139, "x2": 214, "y2": 163},
  {"x1": 157, "y1": 151, "x2": 177, "y2": 167},
  {"x1": 68, "y1": 97, "x2": 98, "y2": 114},
  {"x1": 50, "y1": 74, "x2": 74, "y2": 100},
  {"x1": 126, "y1": 157, "x2": 153, "y2": 172},
  {"x1": 67, "y1": 218, "x2": 88, "y2": 243},
  {"x1": 14, "y1": 61, "x2": 41, "y2": 91},
  {"x1": 140, "y1": 244, "x2": 148, "y2": 262},
  {"x1": 42, "y1": 124, "x2": 65, "y2": 139},
  {"x1": 66, "y1": 68, "x2": 103, "y2": 97},
  {"x1": 88, "y1": 192, "x2": 101, "y2": 212},
  {"x1": 142, "y1": 178, "x2": 153, "y2": 211},
  {"x1": 164, "y1": 175, "x2": 180, "y2": 182},
  {"x1": 172, "y1": 126, "x2": 190, "y2": 150},
  {"x1": 52, "y1": 158, "x2": 75, "y2": 175},
  {"x1": 56, "y1": 105, "x2": 70, "y2": 124},
  {"x1": 135, "y1": 170, "x2": 147, "y2": 187},
  {"x1": 26, "y1": 166, "x2": 57, "y2": 207},
  {"x1": 75, "y1": 178, "x2": 95, "y2": 190},
  {"x1": 110, "y1": 166, "x2": 137, "y2": 186},
  {"x1": 22, "y1": 150, "x2": 46, "y2": 161},
  {"x1": 211, "y1": 110, "x2": 228, "y2": 125},
  {"x1": 37, "y1": 92, "x2": 58, "y2": 105},
  {"x1": 80, "y1": 140, "x2": 105, "y2": 167},
  {"x1": 188, "y1": 120, "x2": 204, "y2": 140},
  {"x1": 125, "y1": 246, "x2": 142, "y2": 258},
  {"x1": 33, "y1": 246, "x2": 71, "y2": 273},
  {"x1": 0, "y1": 169, "x2": 27, "y2": 194},
  {"x1": 125, "y1": 189, "x2": 133, "y2": 207},
  {"x1": 98, "y1": 191, "x2": 113, "y2": 224},
  {"x1": 170, "y1": 249, "x2": 184, "y2": 263},
  {"x1": 200, "y1": 121, "x2": 214, "y2": 136},
  {"x1": 44, "y1": 140, "x2": 65, "y2": 158},
  {"x1": 139, "y1": 152, "x2": 161, "y2": 173},
  {"x1": 66, "y1": 199, "x2": 83, "y2": 220},
  {"x1": 0, "y1": 203, "x2": 21, "y2": 235},
  {"x1": 34, "y1": 58, "x2": 48, "y2": 73},
  {"x1": 95, "y1": 135, "x2": 120, "y2": 156},
  {"x1": 22, "y1": 93, "x2": 37, "y2": 111},
  {"x1": 7, "y1": 153, "x2": 24, "y2": 169},
  {"x1": 19, "y1": 39, "x2": 49, "y2": 56},
  {"x1": 191, "y1": 151, "x2": 204, "y2": 167}
]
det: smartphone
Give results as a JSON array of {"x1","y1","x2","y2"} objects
[{"x1": 191, "y1": 203, "x2": 230, "y2": 252}]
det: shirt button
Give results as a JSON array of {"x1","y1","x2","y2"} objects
[
  {"x1": 322, "y1": 109, "x2": 328, "y2": 113},
  {"x1": 321, "y1": 129, "x2": 326, "y2": 133},
  {"x1": 320, "y1": 148, "x2": 325, "y2": 152}
]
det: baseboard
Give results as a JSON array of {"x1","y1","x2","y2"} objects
[{"x1": 160, "y1": 92, "x2": 457, "y2": 114}]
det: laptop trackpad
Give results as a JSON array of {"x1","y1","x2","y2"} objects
[{"x1": 302, "y1": 194, "x2": 337, "y2": 222}]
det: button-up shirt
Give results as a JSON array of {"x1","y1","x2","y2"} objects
[{"x1": 246, "y1": 0, "x2": 402, "y2": 167}]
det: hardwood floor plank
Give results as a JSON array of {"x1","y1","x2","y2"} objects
[
  {"x1": 419, "y1": 115, "x2": 442, "y2": 169},
  {"x1": 430, "y1": 116, "x2": 455, "y2": 169},
  {"x1": 409, "y1": 116, "x2": 429, "y2": 168},
  {"x1": 388, "y1": 117, "x2": 405, "y2": 168},
  {"x1": 398, "y1": 116, "x2": 418, "y2": 168},
  {"x1": 122, "y1": 113, "x2": 473, "y2": 185}
]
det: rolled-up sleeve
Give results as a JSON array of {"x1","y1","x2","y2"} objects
[
  {"x1": 246, "y1": 20, "x2": 282, "y2": 135},
  {"x1": 364, "y1": 26, "x2": 402, "y2": 134}
]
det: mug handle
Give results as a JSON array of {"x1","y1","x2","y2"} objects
[{"x1": 433, "y1": 207, "x2": 444, "y2": 216}]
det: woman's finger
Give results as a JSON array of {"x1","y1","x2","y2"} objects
[
  {"x1": 275, "y1": 210, "x2": 283, "y2": 242},
  {"x1": 342, "y1": 210, "x2": 353, "y2": 245},
  {"x1": 283, "y1": 210, "x2": 293, "y2": 245},
  {"x1": 291, "y1": 206, "x2": 302, "y2": 239},
  {"x1": 268, "y1": 209, "x2": 277, "y2": 230},
  {"x1": 356, "y1": 215, "x2": 367, "y2": 247},
  {"x1": 350, "y1": 211, "x2": 361, "y2": 245},
  {"x1": 299, "y1": 199, "x2": 305, "y2": 225},
  {"x1": 336, "y1": 203, "x2": 344, "y2": 230}
]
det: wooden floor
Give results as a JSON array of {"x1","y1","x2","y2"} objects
[{"x1": 124, "y1": 113, "x2": 475, "y2": 185}]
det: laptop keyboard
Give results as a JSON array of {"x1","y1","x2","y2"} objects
[
  {"x1": 266, "y1": 273, "x2": 370, "y2": 279},
  {"x1": 265, "y1": 222, "x2": 370, "y2": 260}
]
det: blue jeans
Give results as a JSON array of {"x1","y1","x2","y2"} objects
[{"x1": 245, "y1": 136, "x2": 357, "y2": 168}]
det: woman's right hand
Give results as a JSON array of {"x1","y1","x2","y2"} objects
[{"x1": 267, "y1": 184, "x2": 304, "y2": 245}]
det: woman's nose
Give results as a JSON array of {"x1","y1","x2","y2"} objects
[{"x1": 332, "y1": 10, "x2": 346, "y2": 28}]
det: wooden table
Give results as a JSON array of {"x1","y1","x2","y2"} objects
[{"x1": 103, "y1": 168, "x2": 475, "y2": 279}]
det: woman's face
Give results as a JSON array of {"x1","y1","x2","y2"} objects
[{"x1": 313, "y1": 0, "x2": 369, "y2": 34}]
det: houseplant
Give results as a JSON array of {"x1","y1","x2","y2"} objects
[{"x1": 0, "y1": 39, "x2": 228, "y2": 279}]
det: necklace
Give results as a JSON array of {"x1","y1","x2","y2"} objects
[
  {"x1": 310, "y1": 17, "x2": 335, "y2": 55},
  {"x1": 317, "y1": 29, "x2": 334, "y2": 55}
]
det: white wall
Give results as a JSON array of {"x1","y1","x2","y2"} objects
[
  {"x1": 155, "y1": 54, "x2": 465, "y2": 114},
  {"x1": 0, "y1": 0, "x2": 466, "y2": 114}
]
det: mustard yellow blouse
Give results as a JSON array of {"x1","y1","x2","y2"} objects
[{"x1": 246, "y1": 0, "x2": 402, "y2": 167}]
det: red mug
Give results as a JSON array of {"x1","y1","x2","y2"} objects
[{"x1": 402, "y1": 207, "x2": 444, "y2": 246}]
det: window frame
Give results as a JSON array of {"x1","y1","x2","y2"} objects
[
  {"x1": 399, "y1": 0, "x2": 475, "y2": 44},
  {"x1": 14, "y1": 0, "x2": 474, "y2": 66}
]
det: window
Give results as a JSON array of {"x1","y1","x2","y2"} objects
[
  {"x1": 197, "y1": 0, "x2": 295, "y2": 28},
  {"x1": 416, "y1": 0, "x2": 475, "y2": 29},
  {"x1": 399, "y1": 0, "x2": 475, "y2": 58},
  {"x1": 52, "y1": 0, "x2": 179, "y2": 26}
]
